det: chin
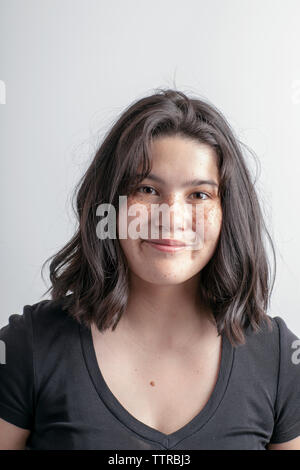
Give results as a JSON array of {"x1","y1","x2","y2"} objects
[{"x1": 138, "y1": 271, "x2": 195, "y2": 285}]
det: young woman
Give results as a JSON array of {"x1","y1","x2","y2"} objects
[{"x1": 1, "y1": 89, "x2": 300, "y2": 450}]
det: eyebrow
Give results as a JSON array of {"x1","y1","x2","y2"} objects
[{"x1": 137, "y1": 173, "x2": 219, "y2": 188}]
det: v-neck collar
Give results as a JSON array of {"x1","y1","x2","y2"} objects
[{"x1": 79, "y1": 320, "x2": 235, "y2": 449}]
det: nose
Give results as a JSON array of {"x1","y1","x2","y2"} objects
[{"x1": 154, "y1": 193, "x2": 192, "y2": 234}]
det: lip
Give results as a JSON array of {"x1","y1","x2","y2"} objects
[
  {"x1": 141, "y1": 238, "x2": 189, "y2": 246},
  {"x1": 141, "y1": 238, "x2": 193, "y2": 253}
]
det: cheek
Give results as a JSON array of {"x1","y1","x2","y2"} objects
[
  {"x1": 117, "y1": 196, "x2": 152, "y2": 235},
  {"x1": 191, "y1": 203, "x2": 222, "y2": 242}
]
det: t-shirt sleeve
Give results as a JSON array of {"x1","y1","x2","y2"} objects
[
  {"x1": 269, "y1": 316, "x2": 300, "y2": 444},
  {"x1": 0, "y1": 305, "x2": 35, "y2": 430}
]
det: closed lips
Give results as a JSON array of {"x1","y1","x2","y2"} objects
[{"x1": 141, "y1": 239, "x2": 189, "y2": 246}]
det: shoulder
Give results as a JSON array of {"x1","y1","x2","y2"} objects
[
  {"x1": 28, "y1": 295, "x2": 76, "y2": 331},
  {"x1": 262, "y1": 315, "x2": 300, "y2": 444},
  {"x1": 240, "y1": 314, "x2": 278, "y2": 355},
  {"x1": 240, "y1": 313, "x2": 300, "y2": 400},
  {"x1": 269, "y1": 315, "x2": 300, "y2": 381},
  {"x1": 271, "y1": 315, "x2": 300, "y2": 349},
  {"x1": 25, "y1": 296, "x2": 80, "y2": 359},
  {"x1": 0, "y1": 295, "x2": 77, "y2": 354},
  {"x1": 0, "y1": 299, "x2": 72, "y2": 429},
  {"x1": 234, "y1": 314, "x2": 300, "y2": 382},
  {"x1": 0, "y1": 295, "x2": 79, "y2": 430},
  {"x1": 254, "y1": 314, "x2": 300, "y2": 359},
  {"x1": 242, "y1": 314, "x2": 299, "y2": 350}
]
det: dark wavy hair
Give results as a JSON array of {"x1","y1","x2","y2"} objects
[{"x1": 41, "y1": 88, "x2": 276, "y2": 347}]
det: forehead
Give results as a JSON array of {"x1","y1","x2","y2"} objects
[{"x1": 148, "y1": 135, "x2": 219, "y2": 182}]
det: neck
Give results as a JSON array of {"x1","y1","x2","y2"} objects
[{"x1": 114, "y1": 271, "x2": 217, "y2": 352}]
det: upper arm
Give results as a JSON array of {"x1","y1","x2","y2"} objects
[
  {"x1": 0, "y1": 417, "x2": 31, "y2": 450},
  {"x1": 267, "y1": 435, "x2": 300, "y2": 450},
  {"x1": 0, "y1": 306, "x2": 35, "y2": 443},
  {"x1": 268, "y1": 316, "x2": 300, "y2": 446}
]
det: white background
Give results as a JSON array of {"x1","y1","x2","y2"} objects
[{"x1": 1, "y1": 0, "x2": 300, "y2": 334}]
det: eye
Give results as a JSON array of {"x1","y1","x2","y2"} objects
[
  {"x1": 190, "y1": 191, "x2": 210, "y2": 200},
  {"x1": 136, "y1": 185, "x2": 158, "y2": 195},
  {"x1": 135, "y1": 186, "x2": 210, "y2": 200}
]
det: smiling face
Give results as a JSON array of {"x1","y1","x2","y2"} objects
[{"x1": 117, "y1": 134, "x2": 223, "y2": 286}]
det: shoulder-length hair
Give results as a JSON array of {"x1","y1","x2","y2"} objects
[{"x1": 41, "y1": 88, "x2": 276, "y2": 347}]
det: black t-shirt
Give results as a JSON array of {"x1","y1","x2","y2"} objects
[{"x1": 1, "y1": 297, "x2": 300, "y2": 450}]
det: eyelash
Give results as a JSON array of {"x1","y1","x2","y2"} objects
[{"x1": 135, "y1": 185, "x2": 211, "y2": 200}]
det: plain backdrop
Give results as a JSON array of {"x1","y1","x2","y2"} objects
[{"x1": 1, "y1": 0, "x2": 300, "y2": 335}]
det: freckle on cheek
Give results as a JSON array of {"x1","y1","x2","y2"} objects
[
  {"x1": 203, "y1": 206, "x2": 222, "y2": 226},
  {"x1": 190, "y1": 206, "x2": 222, "y2": 241}
]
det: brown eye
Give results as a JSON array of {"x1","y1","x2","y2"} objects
[
  {"x1": 191, "y1": 191, "x2": 210, "y2": 200},
  {"x1": 136, "y1": 185, "x2": 158, "y2": 195}
]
